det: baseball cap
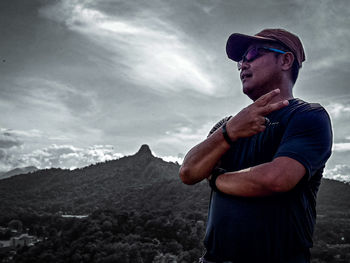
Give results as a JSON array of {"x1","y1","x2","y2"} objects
[{"x1": 226, "y1": 28, "x2": 306, "y2": 68}]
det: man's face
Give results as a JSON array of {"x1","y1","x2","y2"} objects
[{"x1": 239, "y1": 43, "x2": 282, "y2": 101}]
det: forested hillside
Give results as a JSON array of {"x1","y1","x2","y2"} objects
[{"x1": 0, "y1": 145, "x2": 349, "y2": 262}]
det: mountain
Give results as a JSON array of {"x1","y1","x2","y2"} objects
[
  {"x1": 317, "y1": 177, "x2": 350, "y2": 211},
  {"x1": 0, "y1": 144, "x2": 210, "y2": 218},
  {"x1": 0, "y1": 166, "x2": 38, "y2": 180},
  {"x1": 0, "y1": 145, "x2": 349, "y2": 217}
]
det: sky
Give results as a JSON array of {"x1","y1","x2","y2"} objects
[{"x1": 0, "y1": 0, "x2": 350, "y2": 181}]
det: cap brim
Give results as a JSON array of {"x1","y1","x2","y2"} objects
[{"x1": 226, "y1": 33, "x2": 276, "y2": 62}]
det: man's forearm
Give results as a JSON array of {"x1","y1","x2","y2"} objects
[
  {"x1": 215, "y1": 157, "x2": 305, "y2": 197},
  {"x1": 215, "y1": 163, "x2": 276, "y2": 197},
  {"x1": 179, "y1": 127, "x2": 230, "y2": 185}
]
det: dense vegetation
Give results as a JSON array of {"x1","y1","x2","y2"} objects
[
  {"x1": 0, "y1": 145, "x2": 349, "y2": 262},
  {"x1": 7, "y1": 209, "x2": 205, "y2": 263}
]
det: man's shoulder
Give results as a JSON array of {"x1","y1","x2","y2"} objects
[
  {"x1": 289, "y1": 98, "x2": 328, "y2": 114},
  {"x1": 284, "y1": 98, "x2": 332, "y2": 131},
  {"x1": 282, "y1": 98, "x2": 330, "y2": 123}
]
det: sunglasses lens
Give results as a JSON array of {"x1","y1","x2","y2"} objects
[
  {"x1": 245, "y1": 48, "x2": 259, "y2": 62},
  {"x1": 238, "y1": 48, "x2": 258, "y2": 70}
]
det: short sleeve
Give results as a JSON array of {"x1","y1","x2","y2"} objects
[
  {"x1": 207, "y1": 116, "x2": 232, "y2": 138},
  {"x1": 273, "y1": 108, "x2": 333, "y2": 180}
]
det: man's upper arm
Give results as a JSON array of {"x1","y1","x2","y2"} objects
[{"x1": 273, "y1": 107, "x2": 333, "y2": 181}]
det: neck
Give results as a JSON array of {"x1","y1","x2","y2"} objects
[{"x1": 267, "y1": 78, "x2": 294, "y2": 103}]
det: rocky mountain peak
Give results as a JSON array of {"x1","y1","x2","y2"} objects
[{"x1": 135, "y1": 144, "x2": 153, "y2": 157}]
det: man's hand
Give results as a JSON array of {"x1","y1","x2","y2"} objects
[{"x1": 226, "y1": 89, "x2": 289, "y2": 141}]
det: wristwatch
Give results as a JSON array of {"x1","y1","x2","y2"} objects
[{"x1": 222, "y1": 122, "x2": 235, "y2": 147}]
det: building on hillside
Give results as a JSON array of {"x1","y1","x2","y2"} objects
[
  {"x1": 0, "y1": 240, "x2": 11, "y2": 248},
  {"x1": 10, "y1": 234, "x2": 36, "y2": 248}
]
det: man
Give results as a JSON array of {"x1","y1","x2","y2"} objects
[{"x1": 179, "y1": 29, "x2": 333, "y2": 263}]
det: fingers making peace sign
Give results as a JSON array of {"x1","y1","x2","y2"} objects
[{"x1": 225, "y1": 89, "x2": 289, "y2": 142}]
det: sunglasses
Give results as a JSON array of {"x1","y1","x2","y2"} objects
[{"x1": 237, "y1": 46, "x2": 286, "y2": 70}]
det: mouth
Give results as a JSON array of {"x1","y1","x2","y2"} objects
[{"x1": 241, "y1": 72, "x2": 252, "y2": 81}]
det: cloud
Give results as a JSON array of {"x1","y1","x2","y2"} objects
[
  {"x1": 333, "y1": 142, "x2": 350, "y2": 152},
  {"x1": 325, "y1": 102, "x2": 350, "y2": 119},
  {"x1": 150, "y1": 120, "x2": 217, "y2": 159},
  {"x1": 0, "y1": 146, "x2": 24, "y2": 172},
  {"x1": 40, "y1": 0, "x2": 219, "y2": 95},
  {"x1": 160, "y1": 121, "x2": 214, "y2": 146},
  {"x1": 0, "y1": 128, "x2": 43, "y2": 139},
  {"x1": 19, "y1": 144, "x2": 123, "y2": 170},
  {"x1": 0, "y1": 133, "x2": 22, "y2": 149},
  {"x1": 158, "y1": 155, "x2": 183, "y2": 165},
  {"x1": 0, "y1": 128, "x2": 31, "y2": 171},
  {"x1": 11, "y1": 77, "x2": 98, "y2": 117},
  {"x1": 324, "y1": 164, "x2": 350, "y2": 182},
  {"x1": 296, "y1": 0, "x2": 350, "y2": 72},
  {"x1": 0, "y1": 142, "x2": 124, "y2": 173},
  {"x1": 320, "y1": 101, "x2": 350, "y2": 144},
  {"x1": 0, "y1": 127, "x2": 124, "y2": 171}
]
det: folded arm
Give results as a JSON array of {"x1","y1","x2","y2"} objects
[
  {"x1": 215, "y1": 156, "x2": 306, "y2": 197},
  {"x1": 179, "y1": 89, "x2": 288, "y2": 184},
  {"x1": 179, "y1": 126, "x2": 230, "y2": 185},
  {"x1": 179, "y1": 89, "x2": 289, "y2": 185}
]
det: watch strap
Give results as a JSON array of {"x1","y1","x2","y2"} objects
[{"x1": 222, "y1": 122, "x2": 235, "y2": 147}]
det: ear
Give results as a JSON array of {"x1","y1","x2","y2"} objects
[{"x1": 280, "y1": 52, "x2": 294, "y2": 71}]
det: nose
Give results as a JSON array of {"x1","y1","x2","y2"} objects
[
  {"x1": 240, "y1": 60, "x2": 249, "y2": 71},
  {"x1": 237, "y1": 59, "x2": 250, "y2": 71}
]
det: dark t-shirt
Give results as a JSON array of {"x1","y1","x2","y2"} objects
[{"x1": 204, "y1": 98, "x2": 333, "y2": 262}]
